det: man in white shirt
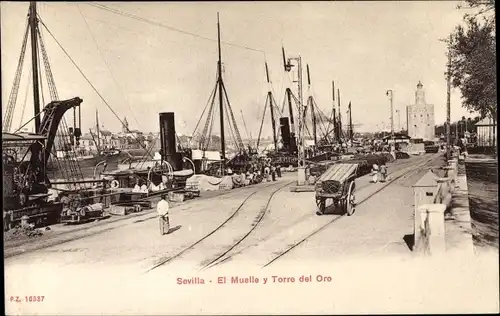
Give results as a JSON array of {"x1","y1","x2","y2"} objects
[{"x1": 157, "y1": 194, "x2": 170, "y2": 235}]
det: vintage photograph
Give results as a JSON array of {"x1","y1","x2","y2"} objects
[{"x1": 2, "y1": 1, "x2": 498, "y2": 314}]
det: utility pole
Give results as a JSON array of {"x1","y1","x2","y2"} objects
[
  {"x1": 446, "y1": 35, "x2": 452, "y2": 160},
  {"x1": 29, "y1": 1, "x2": 41, "y2": 133},
  {"x1": 307, "y1": 65, "x2": 317, "y2": 149},
  {"x1": 217, "y1": 13, "x2": 226, "y2": 175},
  {"x1": 282, "y1": 47, "x2": 306, "y2": 184},
  {"x1": 297, "y1": 56, "x2": 304, "y2": 168}
]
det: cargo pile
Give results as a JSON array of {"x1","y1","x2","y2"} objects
[
  {"x1": 349, "y1": 153, "x2": 395, "y2": 177},
  {"x1": 3, "y1": 225, "x2": 43, "y2": 241},
  {"x1": 185, "y1": 175, "x2": 234, "y2": 191}
]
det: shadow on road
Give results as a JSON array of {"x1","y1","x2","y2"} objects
[
  {"x1": 403, "y1": 234, "x2": 414, "y2": 251},
  {"x1": 167, "y1": 225, "x2": 182, "y2": 235}
]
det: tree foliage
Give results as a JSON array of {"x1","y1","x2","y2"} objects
[{"x1": 449, "y1": 0, "x2": 496, "y2": 119}]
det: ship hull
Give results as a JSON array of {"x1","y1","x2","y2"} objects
[{"x1": 47, "y1": 154, "x2": 123, "y2": 178}]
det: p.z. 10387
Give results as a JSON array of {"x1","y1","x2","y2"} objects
[{"x1": 9, "y1": 296, "x2": 45, "y2": 303}]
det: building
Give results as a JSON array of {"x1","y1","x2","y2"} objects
[
  {"x1": 122, "y1": 117, "x2": 129, "y2": 133},
  {"x1": 79, "y1": 134, "x2": 97, "y2": 154},
  {"x1": 406, "y1": 81, "x2": 435, "y2": 141},
  {"x1": 475, "y1": 116, "x2": 497, "y2": 146}
]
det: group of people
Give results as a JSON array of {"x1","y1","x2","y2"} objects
[
  {"x1": 371, "y1": 162, "x2": 388, "y2": 183},
  {"x1": 225, "y1": 159, "x2": 283, "y2": 185},
  {"x1": 248, "y1": 160, "x2": 282, "y2": 182}
]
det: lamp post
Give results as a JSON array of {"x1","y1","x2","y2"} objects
[
  {"x1": 386, "y1": 90, "x2": 394, "y2": 137},
  {"x1": 182, "y1": 157, "x2": 196, "y2": 174}
]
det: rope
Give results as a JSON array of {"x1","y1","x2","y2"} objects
[
  {"x1": 38, "y1": 25, "x2": 85, "y2": 184},
  {"x1": 38, "y1": 18, "x2": 150, "y2": 155},
  {"x1": 76, "y1": 5, "x2": 141, "y2": 128},
  {"x1": 18, "y1": 68, "x2": 32, "y2": 130},
  {"x1": 3, "y1": 19, "x2": 29, "y2": 133},
  {"x1": 86, "y1": 2, "x2": 266, "y2": 56},
  {"x1": 192, "y1": 79, "x2": 217, "y2": 143},
  {"x1": 256, "y1": 93, "x2": 269, "y2": 150}
]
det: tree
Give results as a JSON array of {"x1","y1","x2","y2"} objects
[{"x1": 449, "y1": 0, "x2": 496, "y2": 118}]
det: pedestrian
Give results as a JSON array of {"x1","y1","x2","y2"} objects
[
  {"x1": 371, "y1": 163, "x2": 379, "y2": 183},
  {"x1": 157, "y1": 194, "x2": 170, "y2": 235},
  {"x1": 276, "y1": 164, "x2": 282, "y2": 178},
  {"x1": 271, "y1": 164, "x2": 277, "y2": 181},
  {"x1": 264, "y1": 164, "x2": 271, "y2": 182},
  {"x1": 380, "y1": 162, "x2": 387, "y2": 182}
]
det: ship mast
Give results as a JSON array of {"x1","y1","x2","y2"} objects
[
  {"x1": 29, "y1": 1, "x2": 41, "y2": 133},
  {"x1": 217, "y1": 13, "x2": 226, "y2": 175},
  {"x1": 96, "y1": 109, "x2": 101, "y2": 151},
  {"x1": 349, "y1": 101, "x2": 353, "y2": 142}
]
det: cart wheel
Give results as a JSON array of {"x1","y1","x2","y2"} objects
[
  {"x1": 346, "y1": 181, "x2": 356, "y2": 216},
  {"x1": 315, "y1": 198, "x2": 325, "y2": 215}
]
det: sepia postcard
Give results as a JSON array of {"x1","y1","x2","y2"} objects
[{"x1": 2, "y1": 1, "x2": 498, "y2": 314}]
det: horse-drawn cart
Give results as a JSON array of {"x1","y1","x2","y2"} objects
[{"x1": 314, "y1": 163, "x2": 359, "y2": 216}]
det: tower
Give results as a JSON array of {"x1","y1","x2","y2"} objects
[
  {"x1": 122, "y1": 117, "x2": 129, "y2": 133},
  {"x1": 406, "y1": 81, "x2": 435, "y2": 141},
  {"x1": 415, "y1": 81, "x2": 425, "y2": 104}
]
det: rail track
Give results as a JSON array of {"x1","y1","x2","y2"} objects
[
  {"x1": 199, "y1": 154, "x2": 439, "y2": 270},
  {"x1": 199, "y1": 180, "x2": 294, "y2": 270},
  {"x1": 146, "y1": 154, "x2": 440, "y2": 272},
  {"x1": 145, "y1": 180, "x2": 294, "y2": 273},
  {"x1": 260, "y1": 154, "x2": 439, "y2": 268}
]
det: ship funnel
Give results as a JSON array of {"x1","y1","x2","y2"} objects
[{"x1": 159, "y1": 112, "x2": 181, "y2": 170}]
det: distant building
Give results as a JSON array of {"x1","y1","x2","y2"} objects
[
  {"x1": 79, "y1": 134, "x2": 97, "y2": 153},
  {"x1": 475, "y1": 116, "x2": 497, "y2": 146},
  {"x1": 406, "y1": 81, "x2": 435, "y2": 141},
  {"x1": 122, "y1": 117, "x2": 129, "y2": 133}
]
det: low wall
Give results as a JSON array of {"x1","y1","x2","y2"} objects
[{"x1": 413, "y1": 153, "x2": 474, "y2": 255}]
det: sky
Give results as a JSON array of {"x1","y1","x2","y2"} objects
[{"x1": 1, "y1": 1, "x2": 478, "y2": 139}]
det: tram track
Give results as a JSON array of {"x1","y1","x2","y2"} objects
[
  {"x1": 200, "y1": 155, "x2": 439, "y2": 270},
  {"x1": 260, "y1": 154, "x2": 439, "y2": 268},
  {"x1": 199, "y1": 180, "x2": 294, "y2": 270},
  {"x1": 145, "y1": 180, "x2": 293, "y2": 273},
  {"x1": 262, "y1": 156, "x2": 442, "y2": 268}
]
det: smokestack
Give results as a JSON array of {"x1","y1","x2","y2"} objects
[
  {"x1": 280, "y1": 117, "x2": 291, "y2": 150},
  {"x1": 159, "y1": 112, "x2": 180, "y2": 169}
]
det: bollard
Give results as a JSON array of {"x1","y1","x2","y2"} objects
[
  {"x1": 413, "y1": 171, "x2": 439, "y2": 250},
  {"x1": 436, "y1": 177, "x2": 452, "y2": 195},
  {"x1": 297, "y1": 167, "x2": 307, "y2": 185},
  {"x1": 21, "y1": 215, "x2": 29, "y2": 227},
  {"x1": 418, "y1": 204, "x2": 447, "y2": 255}
]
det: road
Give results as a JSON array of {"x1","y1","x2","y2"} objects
[{"x1": 5, "y1": 153, "x2": 499, "y2": 315}]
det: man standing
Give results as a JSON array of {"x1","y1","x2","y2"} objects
[
  {"x1": 157, "y1": 194, "x2": 170, "y2": 235},
  {"x1": 380, "y1": 162, "x2": 387, "y2": 182}
]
